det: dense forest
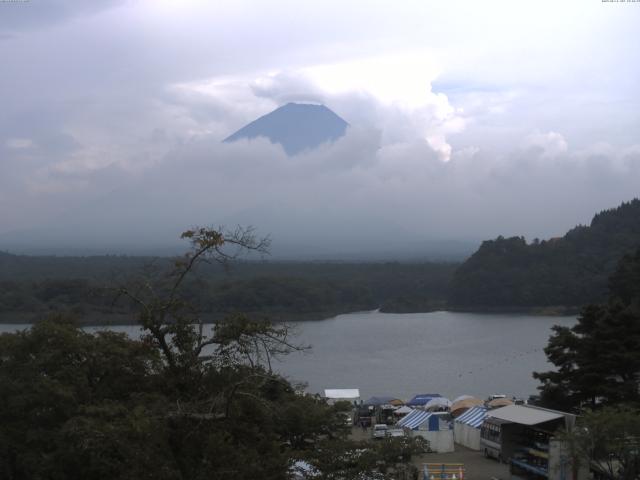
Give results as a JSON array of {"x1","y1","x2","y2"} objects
[
  {"x1": 0, "y1": 253, "x2": 456, "y2": 324},
  {"x1": 534, "y1": 246, "x2": 640, "y2": 411},
  {"x1": 3, "y1": 199, "x2": 640, "y2": 322},
  {"x1": 449, "y1": 199, "x2": 640, "y2": 310},
  {"x1": 0, "y1": 228, "x2": 427, "y2": 479},
  {"x1": 530, "y1": 247, "x2": 640, "y2": 479}
]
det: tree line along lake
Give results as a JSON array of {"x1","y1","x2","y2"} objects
[{"x1": 0, "y1": 310, "x2": 575, "y2": 401}]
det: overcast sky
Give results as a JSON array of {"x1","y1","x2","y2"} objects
[{"x1": 1, "y1": 0, "x2": 639, "y2": 256}]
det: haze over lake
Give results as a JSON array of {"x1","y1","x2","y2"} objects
[{"x1": 1, "y1": 311, "x2": 575, "y2": 401}]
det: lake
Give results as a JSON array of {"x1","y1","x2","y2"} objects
[{"x1": 0, "y1": 310, "x2": 575, "y2": 402}]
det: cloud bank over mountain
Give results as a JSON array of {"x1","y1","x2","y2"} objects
[
  {"x1": 0, "y1": 0, "x2": 638, "y2": 256},
  {"x1": 3, "y1": 123, "x2": 638, "y2": 257}
]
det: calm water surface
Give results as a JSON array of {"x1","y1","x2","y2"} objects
[
  {"x1": 0, "y1": 310, "x2": 575, "y2": 402},
  {"x1": 274, "y1": 310, "x2": 576, "y2": 401}
]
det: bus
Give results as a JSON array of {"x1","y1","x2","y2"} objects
[{"x1": 480, "y1": 417, "x2": 509, "y2": 462}]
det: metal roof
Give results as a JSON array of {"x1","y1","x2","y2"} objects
[
  {"x1": 455, "y1": 406, "x2": 488, "y2": 428},
  {"x1": 324, "y1": 389, "x2": 360, "y2": 399},
  {"x1": 487, "y1": 405, "x2": 565, "y2": 426}
]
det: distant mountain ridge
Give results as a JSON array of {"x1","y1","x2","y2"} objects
[
  {"x1": 223, "y1": 102, "x2": 348, "y2": 155},
  {"x1": 449, "y1": 199, "x2": 640, "y2": 310}
]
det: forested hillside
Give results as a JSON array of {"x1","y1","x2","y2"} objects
[
  {"x1": 450, "y1": 199, "x2": 640, "y2": 310},
  {"x1": 0, "y1": 256, "x2": 456, "y2": 324},
  {"x1": 5, "y1": 199, "x2": 638, "y2": 321}
]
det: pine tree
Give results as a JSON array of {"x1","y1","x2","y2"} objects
[{"x1": 534, "y1": 248, "x2": 640, "y2": 411}]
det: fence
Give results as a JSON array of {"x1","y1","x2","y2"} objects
[{"x1": 422, "y1": 463, "x2": 465, "y2": 480}]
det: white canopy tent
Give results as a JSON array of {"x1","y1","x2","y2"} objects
[
  {"x1": 324, "y1": 389, "x2": 360, "y2": 404},
  {"x1": 424, "y1": 397, "x2": 452, "y2": 410},
  {"x1": 394, "y1": 405, "x2": 414, "y2": 415}
]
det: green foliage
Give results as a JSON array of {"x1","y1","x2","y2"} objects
[
  {"x1": 0, "y1": 317, "x2": 351, "y2": 479},
  {"x1": 560, "y1": 407, "x2": 640, "y2": 480},
  {"x1": 450, "y1": 199, "x2": 640, "y2": 308},
  {"x1": 0, "y1": 228, "x2": 363, "y2": 479},
  {"x1": 297, "y1": 435, "x2": 426, "y2": 480},
  {"x1": 534, "y1": 248, "x2": 640, "y2": 411},
  {"x1": 608, "y1": 248, "x2": 640, "y2": 309},
  {"x1": 0, "y1": 259, "x2": 457, "y2": 323},
  {"x1": 0, "y1": 316, "x2": 167, "y2": 479}
]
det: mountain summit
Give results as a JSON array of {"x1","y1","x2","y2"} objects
[{"x1": 223, "y1": 103, "x2": 349, "y2": 155}]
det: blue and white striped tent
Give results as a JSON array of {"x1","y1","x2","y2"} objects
[
  {"x1": 397, "y1": 409, "x2": 438, "y2": 431},
  {"x1": 453, "y1": 406, "x2": 488, "y2": 450},
  {"x1": 455, "y1": 406, "x2": 488, "y2": 428}
]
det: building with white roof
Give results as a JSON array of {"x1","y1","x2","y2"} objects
[{"x1": 479, "y1": 405, "x2": 585, "y2": 480}]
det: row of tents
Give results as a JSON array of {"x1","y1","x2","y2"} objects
[
  {"x1": 326, "y1": 388, "x2": 582, "y2": 479},
  {"x1": 361, "y1": 393, "x2": 515, "y2": 415},
  {"x1": 374, "y1": 403, "x2": 490, "y2": 452},
  {"x1": 372, "y1": 403, "x2": 562, "y2": 454},
  {"x1": 323, "y1": 389, "x2": 516, "y2": 453},
  {"x1": 353, "y1": 394, "x2": 490, "y2": 453}
]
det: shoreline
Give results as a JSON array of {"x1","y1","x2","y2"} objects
[
  {"x1": 445, "y1": 305, "x2": 580, "y2": 316},
  {"x1": 0, "y1": 305, "x2": 578, "y2": 326}
]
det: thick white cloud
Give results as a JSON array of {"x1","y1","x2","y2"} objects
[
  {"x1": 181, "y1": 53, "x2": 464, "y2": 160},
  {"x1": 0, "y1": 0, "x2": 639, "y2": 254},
  {"x1": 5, "y1": 126, "x2": 637, "y2": 257},
  {"x1": 523, "y1": 132, "x2": 568, "y2": 159}
]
